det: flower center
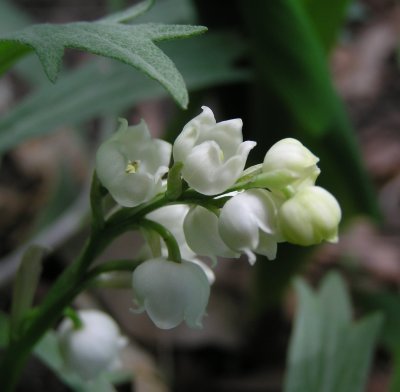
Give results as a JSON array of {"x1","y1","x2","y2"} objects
[{"x1": 125, "y1": 160, "x2": 141, "y2": 174}]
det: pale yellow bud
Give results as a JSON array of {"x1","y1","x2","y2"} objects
[{"x1": 278, "y1": 186, "x2": 341, "y2": 246}]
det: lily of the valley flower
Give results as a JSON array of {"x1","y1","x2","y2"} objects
[
  {"x1": 96, "y1": 119, "x2": 171, "y2": 207},
  {"x1": 173, "y1": 106, "x2": 256, "y2": 195},
  {"x1": 262, "y1": 138, "x2": 320, "y2": 195},
  {"x1": 57, "y1": 310, "x2": 127, "y2": 380},
  {"x1": 146, "y1": 204, "x2": 215, "y2": 283},
  {"x1": 132, "y1": 257, "x2": 210, "y2": 329},
  {"x1": 183, "y1": 205, "x2": 239, "y2": 262},
  {"x1": 278, "y1": 186, "x2": 341, "y2": 246},
  {"x1": 218, "y1": 189, "x2": 282, "y2": 264}
]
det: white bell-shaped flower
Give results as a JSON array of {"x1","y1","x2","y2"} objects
[
  {"x1": 132, "y1": 257, "x2": 210, "y2": 329},
  {"x1": 278, "y1": 186, "x2": 341, "y2": 246},
  {"x1": 183, "y1": 205, "x2": 239, "y2": 262},
  {"x1": 57, "y1": 310, "x2": 127, "y2": 380},
  {"x1": 146, "y1": 204, "x2": 215, "y2": 283},
  {"x1": 96, "y1": 119, "x2": 171, "y2": 207},
  {"x1": 173, "y1": 106, "x2": 256, "y2": 195},
  {"x1": 218, "y1": 189, "x2": 282, "y2": 264},
  {"x1": 262, "y1": 138, "x2": 320, "y2": 195}
]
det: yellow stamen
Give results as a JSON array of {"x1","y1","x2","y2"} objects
[{"x1": 125, "y1": 160, "x2": 140, "y2": 174}]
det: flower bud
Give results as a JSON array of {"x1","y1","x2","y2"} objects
[
  {"x1": 278, "y1": 186, "x2": 341, "y2": 246},
  {"x1": 57, "y1": 310, "x2": 127, "y2": 380},
  {"x1": 132, "y1": 257, "x2": 210, "y2": 329},
  {"x1": 96, "y1": 119, "x2": 171, "y2": 207},
  {"x1": 218, "y1": 189, "x2": 282, "y2": 264},
  {"x1": 173, "y1": 106, "x2": 256, "y2": 195},
  {"x1": 262, "y1": 138, "x2": 320, "y2": 194}
]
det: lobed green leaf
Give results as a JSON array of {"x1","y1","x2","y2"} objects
[
  {"x1": 0, "y1": 22, "x2": 207, "y2": 108},
  {"x1": 0, "y1": 32, "x2": 248, "y2": 153}
]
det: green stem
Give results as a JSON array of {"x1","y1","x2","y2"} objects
[
  {"x1": 0, "y1": 225, "x2": 120, "y2": 391},
  {"x1": 63, "y1": 308, "x2": 83, "y2": 330},
  {"x1": 85, "y1": 259, "x2": 141, "y2": 282},
  {"x1": 139, "y1": 219, "x2": 182, "y2": 263},
  {"x1": 90, "y1": 171, "x2": 106, "y2": 231},
  {"x1": 0, "y1": 179, "x2": 251, "y2": 390}
]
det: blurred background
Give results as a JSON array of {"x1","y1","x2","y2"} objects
[{"x1": 0, "y1": 0, "x2": 400, "y2": 391}]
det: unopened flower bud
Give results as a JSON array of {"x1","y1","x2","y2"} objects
[
  {"x1": 57, "y1": 310, "x2": 127, "y2": 380},
  {"x1": 262, "y1": 138, "x2": 320, "y2": 195},
  {"x1": 278, "y1": 186, "x2": 341, "y2": 246}
]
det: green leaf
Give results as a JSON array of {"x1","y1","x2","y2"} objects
[
  {"x1": 284, "y1": 272, "x2": 382, "y2": 392},
  {"x1": 10, "y1": 245, "x2": 46, "y2": 340},
  {"x1": 358, "y1": 291, "x2": 400, "y2": 351},
  {"x1": 0, "y1": 0, "x2": 57, "y2": 85},
  {"x1": 0, "y1": 22, "x2": 207, "y2": 108},
  {"x1": 0, "y1": 312, "x2": 9, "y2": 348},
  {"x1": 299, "y1": 0, "x2": 351, "y2": 52},
  {"x1": 0, "y1": 32, "x2": 248, "y2": 153},
  {"x1": 390, "y1": 348, "x2": 400, "y2": 392}
]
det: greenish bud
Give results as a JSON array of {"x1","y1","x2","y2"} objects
[
  {"x1": 262, "y1": 138, "x2": 320, "y2": 195},
  {"x1": 278, "y1": 186, "x2": 341, "y2": 246}
]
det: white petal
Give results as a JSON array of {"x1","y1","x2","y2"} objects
[
  {"x1": 132, "y1": 258, "x2": 210, "y2": 329},
  {"x1": 184, "y1": 205, "x2": 239, "y2": 259},
  {"x1": 96, "y1": 119, "x2": 172, "y2": 207},
  {"x1": 219, "y1": 195, "x2": 260, "y2": 251},
  {"x1": 187, "y1": 258, "x2": 216, "y2": 284},
  {"x1": 256, "y1": 232, "x2": 278, "y2": 260},
  {"x1": 218, "y1": 190, "x2": 280, "y2": 261},
  {"x1": 198, "y1": 119, "x2": 243, "y2": 158},
  {"x1": 173, "y1": 107, "x2": 256, "y2": 196}
]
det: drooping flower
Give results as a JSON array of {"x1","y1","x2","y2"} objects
[
  {"x1": 261, "y1": 138, "x2": 320, "y2": 195},
  {"x1": 183, "y1": 205, "x2": 239, "y2": 262},
  {"x1": 218, "y1": 189, "x2": 283, "y2": 264},
  {"x1": 132, "y1": 257, "x2": 210, "y2": 329},
  {"x1": 278, "y1": 186, "x2": 341, "y2": 246},
  {"x1": 173, "y1": 106, "x2": 256, "y2": 195},
  {"x1": 146, "y1": 204, "x2": 215, "y2": 283},
  {"x1": 96, "y1": 119, "x2": 171, "y2": 207},
  {"x1": 57, "y1": 309, "x2": 127, "y2": 380}
]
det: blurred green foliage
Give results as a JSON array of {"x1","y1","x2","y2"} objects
[{"x1": 285, "y1": 273, "x2": 382, "y2": 392}]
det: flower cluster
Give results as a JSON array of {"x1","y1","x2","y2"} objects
[{"x1": 95, "y1": 106, "x2": 341, "y2": 330}]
